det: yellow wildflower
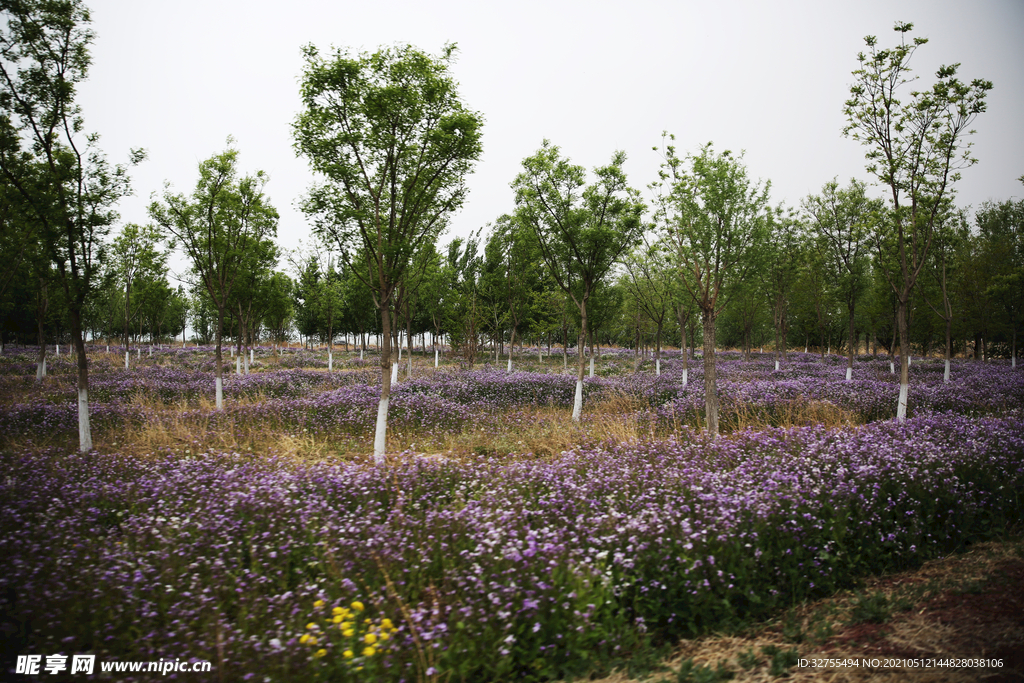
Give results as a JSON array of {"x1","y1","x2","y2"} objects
[
  {"x1": 299, "y1": 634, "x2": 311, "y2": 645},
  {"x1": 363, "y1": 646, "x2": 377, "y2": 657},
  {"x1": 351, "y1": 601, "x2": 365, "y2": 612},
  {"x1": 343, "y1": 650, "x2": 354, "y2": 659},
  {"x1": 379, "y1": 633, "x2": 390, "y2": 641},
  {"x1": 313, "y1": 599, "x2": 325, "y2": 609},
  {"x1": 332, "y1": 607, "x2": 347, "y2": 616},
  {"x1": 332, "y1": 615, "x2": 343, "y2": 624},
  {"x1": 364, "y1": 633, "x2": 377, "y2": 645},
  {"x1": 342, "y1": 629, "x2": 354, "y2": 637},
  {"x1": 381, "y1": 618, "x2": 394, "y2": 630},
  {"x1": 314, "y1": 649, "x2": 326, "y2": 658},
  {"x1": 306, "y1": 622, "x2": 318, "y2": 630}
]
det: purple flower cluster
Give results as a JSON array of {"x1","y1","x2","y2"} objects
[{"x1": 2, "y1": 413, "x2": 1021, "y2": 680}]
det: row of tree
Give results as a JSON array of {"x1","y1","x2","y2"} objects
[{"x1": 2, "y1": 1, "x2": 1019, "y2": 455}]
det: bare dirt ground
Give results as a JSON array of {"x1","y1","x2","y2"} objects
[{"x1": 593, "y1": 533, "x2": 1024, "y2": 682}]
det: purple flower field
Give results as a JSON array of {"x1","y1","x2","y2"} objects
[{"x1": 1, "y1": 347, "x2": 1022, "y2": 680}]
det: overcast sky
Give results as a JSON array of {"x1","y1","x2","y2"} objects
[{"x1": 77, "y1": 0, "x2": 1024, "y2": 279}]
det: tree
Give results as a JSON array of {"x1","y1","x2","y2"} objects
[
  {"x1": 149, "y1": 143, "x2": 278, "y2": 409},
  {"x1": 621, "y1": 238, "x2": 673, "y2": 375},
  {"x1": 110, "y1": 222, "x2": 165, "y2": 366},
  {"x1": 1, "y1": 0, "x2": 144, "y2": 452},
  {"x1": 513, "y1": 141, "x2": 644, "y2": 421},
  {"x1": 843, "y1": 21, "x2": 991, "y2": 422},
  {"x1": 294, "y1": 42, "x2": 483, "y2": 462},
  {"x1": 653, "y1": 138, "x2": 772, "y2": 437},
  {"x1": 975, "y1": 193, "x2": 1023, "y2": 366},
  {"x1": 803, "y1": 179, "x2": 877, "y2": 380}
]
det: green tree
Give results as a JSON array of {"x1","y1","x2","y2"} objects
[
  {"x1": 294, "y1": 42, "x2": 483, "y2": 461},
  {"x1": 621, "y1": 238, "x2": 674, "y2": 375},
  {"x1": 110, "y1": 222, "x2": 166, "y2": 366},
  {"x1": 653, "y1": 138, "x2": 772, "y2": 437},
  {"x1": 513, "y1": 141, "x2": 644, "y2": 421},
  {"x1": 149, "y1": 143, "x2": 279, "y2": 409},
  {"x1": 975, "y1": 193, "x2": 1023, "y2": 365},
  {"x1": 843, "y1": 21, "x2": 991, "y2": 421},
  {"x1": 803, "y1": 179, "x2": 877, "y2": 380},
  {"x1": 1, "y1": 0, "x2": 144, "y2": 451}
]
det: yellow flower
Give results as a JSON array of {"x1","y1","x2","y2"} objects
[
  {"x1": 342, "y1": 629, "x2": 354, "y2": 637},
  {"x1": 363, "y1": 646, "x2": 376, "y2": 657},
  {"x1": 308, "y1": 636, "x2": 318, "y2": 646},
  {"x1": 332, "y1": 607, "x2": 347, "y2": 616},
  {"x1": 343, "y1": 650, "x2": 354, "y2": 659},
  {"x1": 381, "y1": 618, "x2": 394, "y2": 630},
  {"x1": 379, "y1": 632, "x2": 390, "y2": 641},
  {"x1": 364, "y1": 633, "x2": 377, "y2": 645},
  {"x1": 313, "y1": 599, "x2": 325, "y2": 609},
  {"x1": 351, "y1": 601, "x2": 365, "y2": 612},
  {"x1": 306, "y1": 622, "x2": 318, "y2": 630},
  {"x1": 339, "y1": 622, "x2": 352, "y2": 630},
  {"x1": 299, "y1": 634, "x2": 311, "y2": 645},
  {"x1": 314, "y1": 649, "x2": 326, "y2": 658},
  {"x1": 332, "y1": 615, "x2": 343, "y2": 624},
  {"x1": 363, "y1": 618, "x2": 371, "y2": 624}
]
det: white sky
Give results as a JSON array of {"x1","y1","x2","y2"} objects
[{"x1": 77, "y1": 0, "x2": 1024, "y2": 278}]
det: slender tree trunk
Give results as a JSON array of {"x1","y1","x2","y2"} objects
[
  {"x1": 572, "y1": 303, "x2": 587, "y2": 422},
  {"x1": 69, "y1": 306, "x2": 92, "y2": 453},
  {"x1": 702, "y1": 310, "x2": 719, "y2": 438},
  {"x1": 374, "y1": 299, "x2": 393, "y2": 463},
  {"x1": 215, "y1": 308, "x2": 224, "y2": 410},
  {"x1": 896, "y1": 295, "x2": 910, "y2": 423},
  {"x1": 846, "y1": 300, "x2": 856, "y2": 381},
  {"x1": 36, "y1": 280, "x2": 48, "y2": 381}
]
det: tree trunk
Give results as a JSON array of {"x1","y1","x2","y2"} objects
[
  {"x1": 373, "y1": 299, "x2": 393, "y2": 463},
  {"x1": 69, "y1": 306, "x2": 92, "y2": 453},
  {"x1": 702, "y1": 310, "x2": 719, "y2": 438},
  {"x1": 215, "y1": 308, "x2": 225, "y2": 410},
  {"x1": 896, "y1": 295, "x2": 910, "y2": 423},
  {"x1": 572, "y1": 303, "x2": 587, "y2": 422},
  {"x1": 846, "y1": 300, "x2": 856, "y2": 381},
  {"x1": 36, "y1": 280, "x2": 48, "y2": 381}
]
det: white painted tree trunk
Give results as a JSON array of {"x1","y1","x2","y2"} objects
[
  {"x1": 56, "y1": 343, "x2": 59, "y2": 355},
  {"x1": 373, "y1": 396, "x2": 389, "y2": 463},
  {"x1": 571, "y1": 379, "x2": 583, "y2": 422},
  {"x1": 827, "y1": 346, "x2": 830, "y2": 355},
  {"x1": 215, "y1": 376, "x2": 223, "y2": 410},
  {"x1": 236, "y1": 356, "x2": 241, "y2": 375},
  {"x1": 250, "y1": 349, "x2": 254, "y2": 364},
  {"x1": 36, "y1": 358, "x2": 46, "y2": 381},
  {"x1": 775, "y1": 360, "x2": 780, "y2": 372},
  {"x1": 328, "y1": 350, "x2": 333, "y2": 372},
  {"x1": 944, "y1": 359, "x2": 950, "y2": 383},
  {"x1": 148, "y1": 345, "x2": 152, "y2": 357},
  {"x1": 398, "y1": 344, "x2": 402, "y2": 360},
  {"x1": 243, "y1": 351, "x2": 249, "y2": 375},
  {"x1": 590, "y1": 356, "x2": 595, "y2": 378},
  {"x1": 391, "y1": 362, "x2": 398, "y2": 385},
  {"x1": 434, "y1": 348, "x2": 439, "y2": 368},
  {"x1": 908, "y1": 355, "x2": 912, "y2": 367},
  {"x1": 897, "y1": 382, "x2": 908, "y2": 423},
  {"x1": 654, "y1": 358, "x2": 660, "y2": 376},
  {"x1": 804, "y1": 345, "x2": 808, "y2": 353},
  {"x1": 106, "y1": 344, "x2": 109, "y2": 354},
  {"x1": 136, "y1": 347, "x2": 141, "y2": 359},
  {"x1": 681, "y1": 367, "x2": 688, "y2": 389},
  {"x1": 539, "y1": 349, "x2": 542, "y2": 362},
  {"x1": 507, "y1": 357, "x2": 512, "y2": 373},
  {"x1": 360, "y1": 348, "x2": 364, "y2": 361},
  {"x1": 78, "y1": 386, "x2": 92, "y2": 452},
  {"x1": 125, "y1": 351, "x2": 129, "y2": 370},
  {"x1": 846, "y1": 367, "x2": 852, "y2": 381},
  {"x1": 230, "y1": 347, "x2": 234, "y2": 356},
  {"x1": 890, "y1": 361, "x2": 895, "y2": 374}
]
